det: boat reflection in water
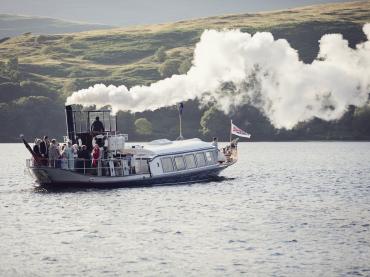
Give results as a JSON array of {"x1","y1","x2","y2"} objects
[{"x1": 24, "y1": 105, "x2": 238, "y2": 189}]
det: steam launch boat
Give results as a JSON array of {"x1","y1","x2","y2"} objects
[{"x1": 24, "y1": 105, "x2": 238, "y2": 189}]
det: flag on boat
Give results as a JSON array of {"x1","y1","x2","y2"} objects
[
  {"x1": 178, "y1": 102, "x2": 184, "y2": 115},
  {"x1": 231, "y1": 120, "x2": 251, "y2": 138}
]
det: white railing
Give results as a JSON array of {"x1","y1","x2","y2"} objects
[{"x1": 26, "y1": 158, "x2": 150, "y2": 177}]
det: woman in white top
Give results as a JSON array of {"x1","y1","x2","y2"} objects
[{"x1": 64, "y1": 141, "x2": 75, "y2": 170}]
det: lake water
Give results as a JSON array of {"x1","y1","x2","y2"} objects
[{"x1": 0, "y1": 142, "x2": 369, "y2": 276}]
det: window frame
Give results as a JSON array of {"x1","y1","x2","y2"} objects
[
  {"x1": 174, "y1": 155, "x2": 186, "y2": 171},
  {"x1": 205, "y1": 151, "x2": 216, "y2": 165},
  {"x1": 161, "y1": 156, "x2": 174, "y2": 173},
  {"x1": 184, "y1": 154, "x2": 196, "y2": 169},
  {"x1": 195, "y1": 152, "x2": 206, "y2": 167}
]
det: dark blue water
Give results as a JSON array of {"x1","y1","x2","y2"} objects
[{"x1": 1, "y1": 142, "x2": 370, "y2": 276}]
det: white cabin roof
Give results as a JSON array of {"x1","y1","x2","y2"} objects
[
  {"x1": 144, "y1": 138, "x2": 215, "y2": 156},
  {"x1": 121, "y1": 148, "x2": 156, "y2": 156}
]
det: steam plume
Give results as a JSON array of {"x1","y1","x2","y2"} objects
[{"x1": 66, "y1": 24, "x2": 370, "y2": 129}]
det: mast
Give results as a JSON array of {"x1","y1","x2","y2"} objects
[
  {"x1": 179, "y1": 111, "x2": 183, "y2": 139},
  {"x1": 177, "y1": 103, "x2": 184, "y2": 140}
]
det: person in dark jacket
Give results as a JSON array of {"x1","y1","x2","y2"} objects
[
  {"x1": 31, "y1": 138, "x2": 42, "y2": 166},
  {"x1": 77, "y1": 145, "x2": 91, "y2": 173},
  {"x1": 33, "y1": 138, "x2": 42, "y2": 158},
  {"x1": 39, "y1": 136, "x2": 49, "y2": 165},
  {"x1": 91, "y1": 117, "x2": 105, "y2": 133}
]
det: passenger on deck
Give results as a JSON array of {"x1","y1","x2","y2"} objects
[
  {"x1": 33, "y1": 138, "x2": 42, "y2": 158},
  {"x1": 39, "y1": 136, "x2": 49, "y2": 165},
  {"x1": 91, "y1": 144, "x2": 100, "y2": 175},
  {"x1": 212, "y1": 137, "x2": 218, "y2": 148},
  {"x1": 72, "y1": 144, "x2": 79, "y2": 169},
  {"x1": 72, "y1": 144, "x2": 79, "y2": 158},
  {"x1": 60, "y1": 144, "x2": 68, "y2": 169},
  {"x1": 230, "y1": 138, "x2": 239, "y2": 149},
  {"x1": 48, "y1": 139, "x2": 60, "y2": 168},
  {"x1": 78, "y1": 145, "x2": 91, "y2": 173},
  {"x1": 91, "y1": 117, "x2": 105, "y2": 134},
  {"x1": 64, "y1": 141, "x2": 75, "y2": 170}
]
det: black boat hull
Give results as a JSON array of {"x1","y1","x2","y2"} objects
[{"x1": 29, "y1": 164, "x2": 229, "y2": 190}]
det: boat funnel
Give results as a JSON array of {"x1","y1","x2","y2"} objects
[{"x1": 65, "y1": 105, "x2": 75, "y2": 143}]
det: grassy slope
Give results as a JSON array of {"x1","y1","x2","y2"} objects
[
  {"x1": 0, "y1": 14, "x2": 112, "y2": 38},
  {"x1": 0, "y1": 1, "x2": 370, "y2": 98}
]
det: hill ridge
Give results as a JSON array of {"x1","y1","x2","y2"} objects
[
  {"x1": 0, "y1": 1, "x2": 369, "y2": 141},
  {"x1": 0, "y1": 13, "x2": 113, "y2": 38}
]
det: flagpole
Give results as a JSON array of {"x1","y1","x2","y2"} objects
[{"x1": 179, "y1": 111, "x2": 183, "y2": 139}]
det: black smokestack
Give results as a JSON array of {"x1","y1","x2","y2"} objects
[{"x1": 65, "y1": 105, "x2": 75, "y2": 143}]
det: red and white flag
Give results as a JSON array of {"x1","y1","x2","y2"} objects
[{"x1": 231, "y1": 120, "x2": 251, "y2": 138}]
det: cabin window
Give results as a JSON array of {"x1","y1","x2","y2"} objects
[
  {"x1": 184, "y1": 154, "x2": 196, "y2": 169},
  {"x1": 174, "y1": 156, "x2": 186, "y2": 171},
  {"x1": 195, "y1": 152, "x2": 206, "y2": 167},
  {"x1": 161, "y1": 157, "x2": 174, "y2": 173},
  {"x1": 205, "y1": 151, "x2": 216, "y2": 165}
]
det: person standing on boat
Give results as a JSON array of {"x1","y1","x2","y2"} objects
[
  {"x1": 78, "y1": 145, "x2": 90, "y2": 173},
  {"x1": 64, "y1": 141, "x2": 75, "y2": 170},
  {"x1": 212, "y1": 137, "x2": 218, "y2": 148},
  {"x1": 72, "y1": 144, "x2": 79, "y2": 169},
  {"x1": 230, "y1": 138, "x2": 239, "y2": 149},
  {"x1": 33, "y1": 138, "x2": 42, "y2": 157},
  {"x1": 60, "y1": 144, "x2": 68, "y2": 169},
  {"x1": 48, "y1": 139, "x2": 60, "y2": 168},
  {"x1": 39, "y1": 136, "x2": 49, "y2": 165},
  {"x1": 32, "y1": 138, "x2": 42, "y2": 165},
  {"x1": 91, "y1": 117, "x2": 105, "y2": 134},
  {"x1": 91, "y1": 144, "x2": 101, "y2": 175}
]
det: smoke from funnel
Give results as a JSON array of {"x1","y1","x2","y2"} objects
[{"x1": 66, "y1": 24, "x2": 370, "y2": 129}]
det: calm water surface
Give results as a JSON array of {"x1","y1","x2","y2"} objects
[{"x1": 0, "y1": 142, "x2": 369, "y2": 276}]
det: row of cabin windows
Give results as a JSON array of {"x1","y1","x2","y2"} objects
[{"x1": 161, "y1": 151, "x2": 216, "y2": 173}]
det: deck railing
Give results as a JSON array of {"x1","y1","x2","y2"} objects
[{"x1": 26, "y1": 158, "x2": 150, "y2": 177}]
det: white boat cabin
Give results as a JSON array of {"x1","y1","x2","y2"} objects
[{"x1": 149, "y1": 139, "x2": 218, "y2": 176}]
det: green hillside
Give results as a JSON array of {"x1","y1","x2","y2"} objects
[
  {"x1": 1, "y1": 1, "x2": 370, "y2": 142},
  {"x1": 0, "y1": 14, "x2": 112, "y2": 39}
]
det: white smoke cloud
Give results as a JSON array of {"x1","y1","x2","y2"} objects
[{"x1": 66, "y1": 23, "x2": 370, "y2": 129}]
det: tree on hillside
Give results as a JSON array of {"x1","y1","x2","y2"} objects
[
  {"x1": 6, "y1": 57, "x2": 18, "y2": 72},
  {"x1": 200, "y1": 106, "x2": 229, "y2": 140},
  {"x1": 9, "y1": 96, "x2": 65, "y2": 140},
  {"x1": 0, "y1": 57, "x2": 21, "y2": 82},
  {"x1": 353, "y1": 105, "x2": 370, "y2": 137},
  {"x1": 20, "y1": 80, "x2": 58, "y2": 99},
  {"x1": 0, "y1": 103, "x2": 10, "y2": 133},
  {"x1": 155, "y1": 46, "x2": 167, "y2": 63},
  {"x1": 178, "y1": 59, "x2": 192, "y2": 74},
  {"x1": 159, "y1": 59, "x2": 181, "y2": 78},
  {"x1": 135, "y1": 117, "x2": 153, "y2": 136},
  {"x1": 117, "y1": 111, "x2": 136, "y2": 135},
  {"x1": 0, "y1": 82, "x2": 23, "y2": 102}
]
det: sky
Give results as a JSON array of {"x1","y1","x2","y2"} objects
[{"x1": 0, "y1": 0, "x2": 358, "y2": 26}]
